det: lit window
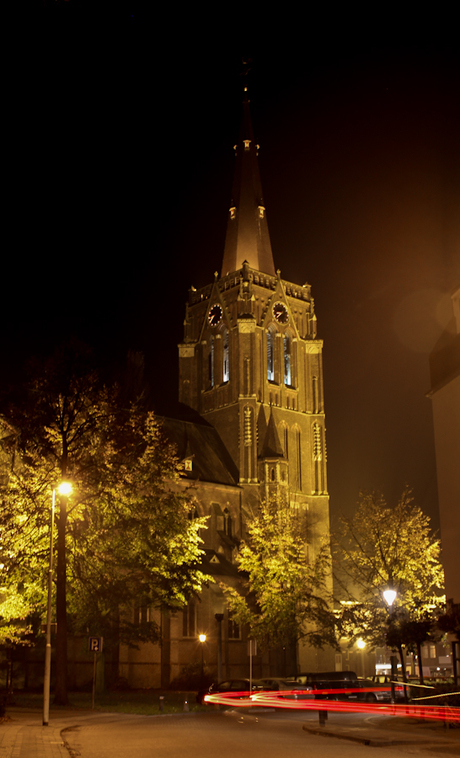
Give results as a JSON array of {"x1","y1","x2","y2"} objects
[
  {"x1": 284, "y1": 335, "x2": 291, "y2": 386},
  {"x1": 223, "y1": 330, "x2": 229, "y2": 382},
  {"x1": 137, "y1": 602, "x2": 152, "y2": 624},
  {"x1": 267, "y1": 328, "x2": 275, "y2": 381}
]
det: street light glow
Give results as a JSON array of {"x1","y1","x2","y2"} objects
[
  {"x1": 383, "y1": 589, "x2": 397, "y2": 607},
  {"x1": 58, "y1": 482, "x2": 72, "y2": 496},
  {"x1": 199, "y1": 633, "x2": 206, "y2": 643}
]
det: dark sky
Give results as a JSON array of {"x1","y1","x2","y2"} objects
[{"x1": 4, "y1": 15, "x2": 460, "y2": 530}]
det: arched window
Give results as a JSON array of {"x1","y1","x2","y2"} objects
[
  {"x1": 312, "y1": 375, "x2": 318, "y2": 414},
  {"x1": 223, "y1": 329, "x2": 229, "y2": 383},
  {"x1": 208, "y1": 337, "x2": 215, "y2": 387},
  {"x1": 267, "y1": 327, "x2": 275, "y2": 381},
  {"x1": 284, "y1": 334, "x2": 291, "y2": 386},
  {"x1": 223, "y1": 507, "x2": 232, "y2": 537}
]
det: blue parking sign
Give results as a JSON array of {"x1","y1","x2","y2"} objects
[{"x1": 89, "y1": 636, "x2": 103, "y2": 652}]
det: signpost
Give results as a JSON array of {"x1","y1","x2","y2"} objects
[
  {"x1": 89, "y1": 637, "x2": 103, "y2": 709},
  {"x1": 248, "y1": 639, "x2": 257, "y2": 692}
]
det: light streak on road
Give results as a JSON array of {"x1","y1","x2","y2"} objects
[{"x1": 203, "y1": 688, "x2": 460, "y2": 723}]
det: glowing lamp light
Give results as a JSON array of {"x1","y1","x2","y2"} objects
[
  {"x1": 58, "y1": 482, "x2": 72, "y2": 496},
  {"x1": 199, "y1": 634, "x2": 206, "y2": 643},
  {"x1": 383, "y1": 589, "x2": 397, "y2": 607},
  {"x1": 357, "y1": 638, "x2": 366, "y2": 649}
]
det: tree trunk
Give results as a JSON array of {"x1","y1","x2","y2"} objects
[
  {"x1": 416, "y1": 641, "x2": 424, "y2": 686},
  {"x1": 396, "y1": 642, "x2": 409, "y2": 703},
  {"x1": 54, "y1": 494, "x2": 68, "y2": 705}
]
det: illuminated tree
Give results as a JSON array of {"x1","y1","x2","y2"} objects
[
  {"x1": 334, "y1": 488, "x2": 444, "y2": 679},
  {"x1": 222, "y1": 495, "x2": 336, "y2": 675},
  {"x1": 0, "y1": 342, "x2": 209, "y2": 703}
]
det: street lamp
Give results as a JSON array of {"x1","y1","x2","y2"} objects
[
  {"x1": 215, "y1": 613, "x2": 224, "y2": 682},
  {"x1": 357, "y1": 638, "x2": 366, "y2": 678},
  {"x1": 43, "y1": 482, "x2": 72, "y2": 726},
  {"x1": 199, "y1": 634, "x2": 206, "y2": 687},
  {"x1": 383, "y1": 589, "x2": 397, "y2": 608},
  {"x1": 383, "y1": 587, "x2": 398, "y2": 702}
]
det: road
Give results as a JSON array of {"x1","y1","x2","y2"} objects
[{"x1": 62, "y1": 709, "x2": 460, "y2": 758}]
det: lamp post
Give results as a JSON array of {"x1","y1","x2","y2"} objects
[
  {"x1": 54, "y1": 481, "x2": 73, "y2": 705},
  {"x1": 43, "y1": 482, "x2": 72, "y2": 726},
  {"x1": 357, "y1": 638, "x2": 366, "y2": 678},
  {"x1": 199, "y1": 634, "x2": 206, "y2": 687},
  {"x1": 383, "y1": 587, "x2": 398, "y2": 703}
]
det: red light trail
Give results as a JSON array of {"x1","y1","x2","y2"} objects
[{"x1": 203, "y1": 688, "x2": 460, "y2": 723}]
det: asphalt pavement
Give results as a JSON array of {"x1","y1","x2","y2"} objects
[{"x1": 1, "y1": 705, "x2": 459, "y2": 758}]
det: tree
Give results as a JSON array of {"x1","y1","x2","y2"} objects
[
  {"x1": 334, "y1": 488, "x2": 444, "y2": 680},
  {"x1": 0, "y1": 342, "x2": 209, "y2": 703},
  {"x1": 222, "y1": 495, "x2": 337, "y2": 675}
]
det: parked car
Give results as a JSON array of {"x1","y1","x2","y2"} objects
[
  {"x1": 293, "y1": 671, "x2": 381, "y2": 703},
  {"x1": 368, "y1": 674, "x2": 406, "y2": 701},
  {"x1": 197, "y1": 678, "x2": 270, "y2": 705},
  {"x1": 294, "y1": 671, "x2": 358, "y2": 701},
  {"x1": 258, "y1": 677, "x2": 314, "y2": 700},
  {"x1": 356, "y1": 678, "x2": 393, "y2": 702},
  {"x1": 293, "y1": 671, "x2": 406, "y2": 703}
]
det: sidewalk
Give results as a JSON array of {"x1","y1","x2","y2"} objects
[
  {"x1": 0, "y1": 707, "x2": 96, "y2": 758},
  {"x1": 302, "y1": 712, "x2": 460, "y2": 753}
]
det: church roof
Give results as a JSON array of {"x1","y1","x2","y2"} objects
[
  {"x1": 160, "y1": 415, "x2": 239, "y2": 486},
  {"x1": 200, "y1": 549, "x2": 242, "y2": 579},
  {"x1": 221, "y1": 88, "x2": 276, "y2": 278},
  {"x1": 259, "y1": 408, "x2": 284, "y2": 458}
]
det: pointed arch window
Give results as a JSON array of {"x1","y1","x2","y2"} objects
[
  {"x1": 267, "y1": 327, "x2": 275, "y2": 382},
  {"x1": 284, "y1": 334, "x2": 291, "y2": 386},
  {"x1": 208, "y1": 336, "x2": 215, "y2": 388},
  {"x1": 223, "y1": 329, "x2": 230, "y2": 383}
]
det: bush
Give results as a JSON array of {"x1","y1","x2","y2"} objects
[{"x1": 169, "y1": 663, "x2": 214, "y2": 690}]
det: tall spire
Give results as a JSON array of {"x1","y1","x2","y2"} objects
[{"x1": 221, "y1": 88, "x2": 276, "y2": 277}]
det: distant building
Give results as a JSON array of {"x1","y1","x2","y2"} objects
[
  {"x1": 118, "y1": 90, "x2": 334, "y2": 687},
  {"x1": 428, "y1": 285, "x2": 460, "y2": 608}
]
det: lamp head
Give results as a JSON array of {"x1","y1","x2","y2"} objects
[
  {"x1": 58, "y1": 482, "x2": 72, "y2": 496},
  {"x1": 383, "y1": 589, "x2": 397, "y2": 607}
]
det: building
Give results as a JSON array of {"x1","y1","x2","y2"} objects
[
  {"x1": 118, "y1": 90, "x2": 334, "y2": 687},
  {"x1": 428, "y1": 285, "x2": 460, "y2": 608}
]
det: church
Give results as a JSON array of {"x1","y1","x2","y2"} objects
[{"x1": 118, "y1": 88, "x2": 334, "y2": 688}]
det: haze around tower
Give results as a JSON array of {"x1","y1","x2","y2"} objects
[{"x1": 3, "y1": 22, "x2": 459, "y2": 530}]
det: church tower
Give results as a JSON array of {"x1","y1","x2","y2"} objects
[{"x1": 178, "y1": 89, "x2": 329, "y2": 560}]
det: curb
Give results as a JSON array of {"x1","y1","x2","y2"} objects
[
  {"x1": 302, "y1": 724, "x2": 460, "y2": 751},
  {"x1": 302, "y1": 724, "x2": 404, "y2": 747}
]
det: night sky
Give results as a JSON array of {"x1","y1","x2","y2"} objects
[{"x1": 5, "y1": 15, "x2": 460, "y2": 531}]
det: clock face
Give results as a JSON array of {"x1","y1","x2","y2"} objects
[
  {"x1": 273, "y1": 302, "x2": 289, "y2": 324},
  {"x1": 208, "y1": 303, "x2": 223, "y2": 327}
]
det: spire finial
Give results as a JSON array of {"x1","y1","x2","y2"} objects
[
  {"x1": 241, "y1": 57, "x2": 252, "y2": 102},
  {"x1": 220, "y1": 72, "x2": 276, "y2": 278}
]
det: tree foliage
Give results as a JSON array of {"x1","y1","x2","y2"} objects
[
  {"x1": 0, "y1": 342, "x2": 210, "y2": 697},
  {"x1": 334, "y1": 488, "x2": 444, "y2": 656},
  {"x1": 222, "y1": 496, "x2": 337, "y2": 659}
]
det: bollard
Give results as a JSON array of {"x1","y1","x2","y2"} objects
[
  {"x1": 318, "y1": 709, "x2": 328, "y2": 726},
  {"x1": 183, "y1": 698, "x2": 189, "y2": 712},
  {"x1": 159, "y1": 695, "x2": 164, "y2": 712}
]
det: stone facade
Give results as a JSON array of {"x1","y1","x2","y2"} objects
[{"x1": 119, "y1": 93, "x2": 334, "y2": 687}]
